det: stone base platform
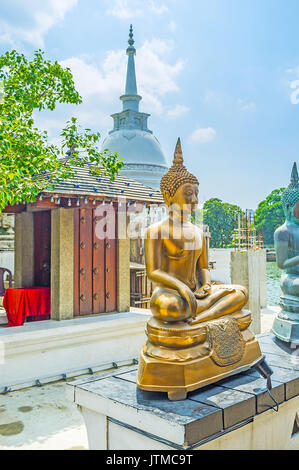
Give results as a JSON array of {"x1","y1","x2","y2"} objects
[
  {"x1": 67, "y1": 333, "x2": 299, "y2": 450},
  {"x1": 272, "y1": 315, "x2": 299, "y2": 345},
  {"x1": 0, "y1": 311, "x2": 149, "y2": 391}
]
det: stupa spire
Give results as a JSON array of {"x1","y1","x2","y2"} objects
[
  {"x1": 108, "y1": 26, "x2": 152, "y2": 136},
  {"x1": 128, "y1": 24, "x2": 135, "y2": 48},
  {"x1": 120, "y1": 25, "x2": 141, "y2": 112},
  {"x1": 290, "y1": 162, "x2": 299, "y2": 186}
]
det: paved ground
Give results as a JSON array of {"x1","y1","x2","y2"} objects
[
  {"x1": 0, "y1": 303, "x2": 8, "y2": 327},
  {"x1": 0, "y1": 310, "x2": 277, "y2": 450},
  {"x1": 0, "y1": 378, "x2": 88, "y2": 450}
]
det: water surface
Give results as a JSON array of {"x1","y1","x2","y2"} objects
[{"x1": 266, "y1": 262, "x2": 281, "y2": 306}]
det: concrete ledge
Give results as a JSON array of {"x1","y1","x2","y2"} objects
[{"x1": 0, "y1": 311, "x2": 149, "y2": 388}]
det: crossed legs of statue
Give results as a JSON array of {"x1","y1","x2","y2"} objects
[
  {"x1": 281, "y1": 273, "x2": 299, "y2": 297},
  {"x1": 150, "y1": 284, "x2": 248, "y2": 325}
]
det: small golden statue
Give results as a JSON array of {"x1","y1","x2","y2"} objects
[{"x1": 137, "y1": 138, "x2": 263, "y2": 400}]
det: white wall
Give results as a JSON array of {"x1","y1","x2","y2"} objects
[
  {"x1": 0, "y1": 250, "x2": 14, "y2": 275},
  {"x1": 0, "y1": 311, "x2": 149, "y2": 390},
  {"x1": 209, "y1": 248, "x2": 233, "y2": 284}
]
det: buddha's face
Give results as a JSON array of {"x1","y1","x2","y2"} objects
[
  {"x1": 286, "y1": 200, "x2": 299, "y2": 225},
  {"x1": 164, "y1": 183, "x2": 199, "y2": 216},
  {"x1": 293, "y1": 201, "x2": 299, "y2": 221}
]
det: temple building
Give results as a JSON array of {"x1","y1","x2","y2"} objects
[
  {"x1": 2, "y1": 169, "x2": 162, "y2": 321},
  {"x1": 101, "y1": 26, "x2": 168, "y2": 189}
]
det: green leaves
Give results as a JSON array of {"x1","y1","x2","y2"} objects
[
  {"x1": 202, "y1": 190, "x2": 286, "y2": 248},
  {"x1": 254, "y1": 188, "x2": 285, "y2": 246},
  {"x1": 0, "y1": 49, "x2": 123, "y2": 212},
  {"x1": 203, "y1": 198, "x2": 244, "y2": 248}
]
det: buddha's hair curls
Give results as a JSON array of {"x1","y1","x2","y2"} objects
[
  {"x1": 281, "y1": 162, "x2": 299, "y2": 216},
  {"x1": 160, "y1": 138, "x2": 199, "y2": 197}
]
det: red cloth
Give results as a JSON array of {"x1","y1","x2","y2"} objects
[{"x1": 3, "y1": 287, "x2": 50, "y2": 327}]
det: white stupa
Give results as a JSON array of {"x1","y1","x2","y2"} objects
[{"x1": 101, "y1": 26, "x2": 168, "y2": 189}]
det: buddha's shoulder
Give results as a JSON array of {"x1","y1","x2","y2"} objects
[
  {"x1": 145, "y1": 221, "x2": 164, "y2": 238},
  {"x1": 274, "y1": 223, "x2": 289, "y2": 242},
  {"x1": 192, "y1": 223, "x2": 204, "y2": 235}
]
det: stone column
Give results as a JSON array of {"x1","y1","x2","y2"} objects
[
  {"x1": 51, "y1": 208, "x2": 74, "y2": 320},
  {"x1": 117, "y1": 213, "x2": 130, "y2": 312},
  {"x1": 259, "y1": 250, "x2": 267, "y2": 308},
  {"x1": 14, "y1": 212, "x2": 34, "y2": 288},
  {"x1": 230, "y1": 250, "x2": 267, "y2": 334}
]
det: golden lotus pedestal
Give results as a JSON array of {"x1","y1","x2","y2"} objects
[{"x1": 137, "y1": 311, "x2": 263, "y2": 400}]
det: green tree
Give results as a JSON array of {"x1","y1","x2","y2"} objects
[
  {"x1": 0, "y1": 49, "x2": 123, "y2": 211},
  {"x1": 203, "y1": 198, "x2": 243, "y2": 248},
  {"x1": 254, "y1": 188, "x2": 285, "y2": 246}
]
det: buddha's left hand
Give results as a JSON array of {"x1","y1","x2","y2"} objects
[{"x1": 195, "y1": 283, "x2": 211, "y2": 299}]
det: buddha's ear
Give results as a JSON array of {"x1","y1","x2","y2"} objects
[
  {"x1": 163, "y1": 191, "x2": 171, "y2": 206},
  {"x1": 293, "y1": 201, "x2": 299, "y2": 220}
]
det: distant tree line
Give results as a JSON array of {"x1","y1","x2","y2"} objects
[
  {"x1": 202, "y1": 198, "x2": 244, "y2": 248},
  {"x1": 201, "y1": 188, "x2": 285, "y2": 248},
  {"x1": 254, "y1": 188, "x2": 285, "y2": 246}
]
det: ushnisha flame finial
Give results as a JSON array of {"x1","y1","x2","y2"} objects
[
  {"x1": 173, "y1": 137, "x2": 184, "y2": 165},
  {"x1": 281, "y1": 162, "x2": 299, "y2": 216},
  {"x1": 160, "y1": 138, "x2": 199, "y2": 197},
  {"x1": 291, "y1": 162, "x2": 299, "y2": 186}
]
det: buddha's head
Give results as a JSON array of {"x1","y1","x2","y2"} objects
[
  {"x1": 281, "y1": 162, "x2": 299, "y2": 224},
  {"x1": 160, "y1": 138, "x2": 199, "y2": 215}
]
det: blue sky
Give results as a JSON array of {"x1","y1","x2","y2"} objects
[{"x1": 0, "y1": 0, "x2": 298, "y2": 209}]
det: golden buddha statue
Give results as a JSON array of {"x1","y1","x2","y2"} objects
[{"x1": 137, "y1": 138, "x2": 263, "y2": 400}]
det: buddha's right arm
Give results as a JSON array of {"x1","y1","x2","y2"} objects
[
  {"x1": 144, "y1": 234, "x2": 197, "y2": 316},
  {"x1": 147, "y1": 268, "x2": 197, "y2": 319},
  {"x1": 144, "y1": 236, "x2": 188, "y2": 291},
  {"x1": 148, "y1": 269, "x2": 189, "y2": 292},
  {"x1": 279, "y1": 255, "x2": 299, "y2": 269},
  {"x1": 275, "y1": 229, "x2": 299, "y2": 269}
]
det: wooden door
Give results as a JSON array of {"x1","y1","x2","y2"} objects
[
  {"x1": 74, "y1": 206, "x2": 117, "y2": 316},
  {"x1": 34, "y1": 211, "x2": 51, "y2": 287},
  {"x1": 78, "y1": 208, "x2": 93, "y2": 315},
  {"x1": 103, "y1": 207, "x2": 117, "y2": 312}
]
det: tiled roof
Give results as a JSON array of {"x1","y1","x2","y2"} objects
[{"x1": 42, "y1": 164, "x2": 163, "y2": 204}]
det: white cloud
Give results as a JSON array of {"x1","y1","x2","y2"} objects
[
  {"x1": 189, "y1": 127, "x2": 216, "y2": 144},
  {"x1": 60, "y1": 55, "x2": 122, "y2": 100},
  {"x1": 137, "y1": 40, "x2": 185, "y2": 103},
  {"x1": 149, "y1": 1, "x2": 169, "y2": 15},
  {"x1": 106, "y1": 0, "x2": 143, "y2": 19},
  {"x1": 167, "y1": 104, "x2": 189, "y2": 118},
  {"x1": 286, "y1": 67, "x2": 299, "y2": 104},
  {"x1": 106, "y1": 0, "x2": 169, "y2": 19},
  {"x1": 0, "y1": 0, "x2": 77, "y2": 47},
  {"x1": 286, "y1": 66, "x2": 299, "y2": 77},
  {"x1": 204, "y1": 89, "x2": 257, "y2": 112},
  {"x1": 168, "y1": 20, "x2": 177, "y2": 32},
  {"x1": 238, "y1": 99, "x2": 256, "y2": 111},
  {"x1": 290, "y1": 80, "x2": 299, "y2": 105},
  {"x1": 204, "y1": 89, "x2": 222, "y2": 104}
]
